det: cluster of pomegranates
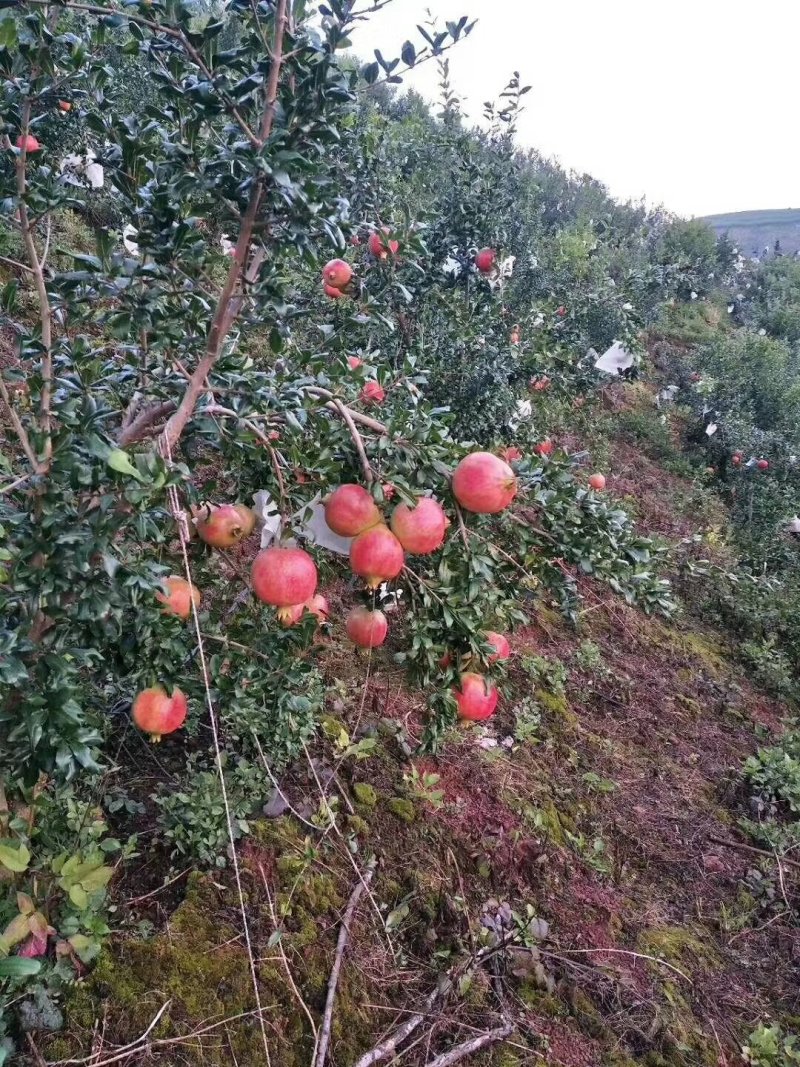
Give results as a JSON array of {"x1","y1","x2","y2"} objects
[
  {"x1": 731, "y1": 452, "x2": 769, "y2": 471},
  {"x1": 321, "y1": 228, "x2": 400, "y2": 301}
]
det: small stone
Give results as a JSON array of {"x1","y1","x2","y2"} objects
[{"x1": 262, "y1": 788, "x2": 290, "y2": 819}]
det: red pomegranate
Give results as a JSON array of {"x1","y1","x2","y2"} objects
[
  {"x1": 346, "y1": 605, "x2": 388, "y2": 648},
  {"x1": 361, "y1": 381, "x2": 385, "y2": 404},
  {"x1": 368, "y1": 228, "x2": 399, "y2": 258},
  {"x1": 534, "y1": 440, "x2": 554, "y2": 457},
  {"x1": 350, "y1": 525, "x2": 405, "y2": 588},
  {"x1": 588, "y1": 473, "x2": 606, "y2": 491},
  {"x1": 156, "y1": 576, "x2": 201, "y2": 619},
  {"x1": 382, "y1": 482, "x2": 396, "y2": 500},
  {"x1": 475, "y1": 248, "x2": 496, "y2": 273},
  {"x1": 732, "y1": 453, "x2": 743, "y2": 466},
  {"x1": 483, "y1": 631, "x2": 511, "y2": 663},
  {"x1": 390, "y1": 497, "x2": 447, "y2": 555},
  {"x1": 324, "y1": 282, "x2": 346, "y2": 299},
  {"x1": 306, "y1": 593, "x2": 330, "y2": 624},
  {"x1": 452, "y1": 452, "x2": 517, "y2": 514},
  {"x1": 531, "y1": 376, "x2": 550, "y2": 391},
  {"x1": 325, "y1": 484, "x2": 381, "y2": 537},
  {"x1": 499, "y1": 446, "x2": 522, "y2": 463},
  {"x1": 278, "y1": 603, "x2": 305, "y2": 627},
  {"x1": 252, "y1": 546, "x2": 318, "y2": 621},
  {"x1": 510, "y1": 327, "x2": 520, "y2": 344},
  {"x1": 15, "y1": 134, "x2": 40, "y2": 153},
  {"x1": 132, "y1": 686, "x2": 187, "y2": 741},
  {"x1": 58, "y1": 101, "x2": 72, "y2": 113},
  {"x1": 322, "y1": 258, "x2": 352, "y2": 290},
  {"x1": 757, "y1": 459, "x2": 769, "y2": 470},
  {"x1": 196, "y1": 504, "x2": 251, "y2": 548},
  {"x1": 453, "y1": 673, "x2": 498, "y2": 721},
  {"x1": 348, "y1": 356, "x2": 363, "y2": 369},
  {"x1": 556, "y1": 306, "x2": 567, "y2": 317}
]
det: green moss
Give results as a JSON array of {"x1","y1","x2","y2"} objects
[
  {"x1": 347, "y1": 814, "x2": 370, "y2": 835},
  {"x1": 516, "y1": 982, "x2": 563, "y2": 1016},
  {"x1": 673, "y1": 630, "x2": 727, "y2": 676},
  {"x1": 387, "y1": 797, "x2": 416, "y2": 823},
  {"x1": 534, "y1": 688, "x2": 577, "y2": 728},
  {"x1": 522, "y1": 798, "x2": 574, "y2": 845},
  {"x1": 353, "y1": 782, "x2": 377, "y2": 807},
  {"x1": 637, "y1": 925, "x2": 719, "y2": 975}
]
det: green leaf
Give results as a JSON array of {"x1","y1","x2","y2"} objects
[
  {"x1": 68, "y1": 884, "x2": 88, "y2": 910},
  {"x1": 0, "y1": 17, "x2": 16, "y2": 49},
  {"x1": 106, "y1": 450, "x2": 146, "y2": 483},
  {"x1": 0, "y1": 957, "x2": 41, "y2": 979},
  {"x1": 0, "y1": 843, "x2": 30, "y2": 873}
]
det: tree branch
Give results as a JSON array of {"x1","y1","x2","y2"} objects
[
  {"x1": 422, "y1": 1023, "x2": 514, "y2": 1067},
  {"x1": 0, "y1": 374, "x2": 41, "y2": 473},
  {"x1": 332, "y1": 397, "x2": 374, "y2": 484},
  {"x1": 118, "y1": 400, "x2": 176, "y2": 446}
]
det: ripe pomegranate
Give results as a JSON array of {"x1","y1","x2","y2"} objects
[
  {"x1": 382, "y1": 482, "x2": 396, "y2": 500},
  {"x1": 348, "y1": 356, "x2": 363, "y2": 369},
  {"x1": 322, "y1": 258, "x2": 352, "y2": 290},
  {"x1": 484, "y1": 631, "x2": 511, "y2": 663},
  {"x1": 510, "y1": 327, "x2": 520, "y2": 344},
  {"x1": 757, "y1": 458, "x2": 769, "y2": 470},
  {"x1": 350, "y1": 525, "x2": 404, "y2": 588},
  {"x1": 475, "y1": 248, "x2": 496, "y2": 273},
  {"x1": 196, "y1": 504, "x2": 251, "y2": 548},
  {"x1": 390, "y1": 497, "x2": 447, "y2": 555},
  {"x1": 132, "y1": 686, "x2": 187, "y2": 741},
  {"x1": 499, "y1": 446, "x2": 522, "y2": 463},
  {"x1": 252, "y1": 546, "x2": 318, "y2": 621},
  {"x1": 453, "y1": 673, "x2": 498, "y2": 721},
  {"x1": 324, "y1": 282, "x2": 345, "y2": 299},
  {"x1": 278, "y1": 603, "x2": 305, "y2": 627},
  {"x1": 325, "y1": 484, "x2": 381, "y2": 537},
  {"x1": 267, "y1": 429, "x2": 280, "y2": 441},
  {"x1": 531, "y1": 376, "x2": 550, "y2": 391},
  {"x1": 361, "y1": 381, "x2": 385, "y2": 404},
  {"x1": 588, "y1": 473, "x2": 606, "y2": 491},
  {"x1": 346, "y1": 605, "x2": 388, "y2": 648},
  {"x1": 534, "y1": 440, "x2": 554, "y2": 457},
  {"x1": 306, "y1": 593, "x2": 330, "y2": 624},
  {"x1": 555, "y1": 306, "x2": 567, "y2": 317},
  {"x1": 156, "y1": 575, "x2": 201, "y2": 619},
  {"x1": 368, "y1": 227, "x2": 399, "y2": 258},
  {"x1": 15, "y1": 134, "x2": 40, "y2": 153},
  {"x1": 350, "y1": 235, "x2": 361, "y2": 246},
  {"x1": 234, "y1": 504, "x2": 256, "y2": 537},
  {"x1": 58, "y1": 101, "x2": 72, "y2": 112},
  {"x1": 732, "y1": 452, "x2": 743, "y2": 466},
  {"x1": 452, "y1": 452, "x2": 517, "y2": 514}
]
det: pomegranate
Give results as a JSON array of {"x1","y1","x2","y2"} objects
[
  {"x1": 306, "y1": 593, "x2": 330, "y2": 624},
  {"x1": 234, "y1": 504, "x2": 257, "y2": 537},
  {"x1": 453, "y1": 673, "x2": 498, "y2": 721},
  {"x1": 475, "y1": 248, "x2": 496, "y2": 273},
  {"x1": 452, "y1": 452, "x2": 517, "y2": 514},
  {"x1": 278, "y1": 603, "x2": 305, "y2": 627},
  {"x1": 15, "y1": 134, "x2": 40, "y2": 153},
  {"x1": 732, "y1": 452, "x2": 743, "y2": 466},
  {"x1": 757, "y1": 458, "x2": 769, "y2": 470},
  {"x1": 381, "y1": 482, "x2": 396, "y2": 500},
  {"x1": 324, "y1": 282, "x2": 345, "y2": 299},
  {"x1": 588, "y1": 473, "x2": 606, "y2": 491},
  {"x1": 132, "y1": 686, "x2": 188, "y2": 741},
  {"x1": 196, "y1": 504, "x2": 251, "y2": 548},
  {"x1": 484, "y1": 631, "x2": 511, "y2": 663},
  {"x1": 58, "y1": 101, "x2": 72, "y2": 112},
  {"x1": 705, "y1": 466, "x2": 716, "y2": 476},
  {"x1": 368, "y1": 227, "x2": 399, "y2": 258},
  {"x1": 556, "y1": 306, "x2": 567, "y2": 317},
  {"x1": 534, "y1": 440, "x2": 554, "y2": 457},
  {"x1": 346, "y1": 605, "x2": 388, "y2": 648},
  {"x1": 510, "y1": 327, "x2": 520, "y2": 344},
  {"x1": 325, "y1": 484, "x2": 381, "y2": 537},
  {"x1": 156, "y1": 575, "x2": 201, "y2": 619},
  {"x1": 499, "y1": 446, "x2": 522, "y2": 463},
  {"x1": 361, "y1": 381, "x2": 385, "y2": 404},
  {"x1": 390, "y1": 497, "x2": 447, "y2": 555},
  {"x1": 531, "y1": 376, "x2": 550, "y2": 391},
  {"x1": 350, "y1": 525, "x2": 405, "y2": 588},
  {"x1": 348, "y1": 356, "x2": 363, "y2": 369},
  {"x1": 252, "y1": 546, "x2": 318, "y2": 621},
  {"x1": 322, "y1": 258, "x2": 352, "y2": 290}
]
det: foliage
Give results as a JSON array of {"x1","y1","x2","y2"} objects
[{"x1": 743, "y1": 1023, "x2": 800, "y2": 1067}]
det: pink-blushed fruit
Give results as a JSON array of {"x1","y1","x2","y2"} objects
[
  {"x1": 361, "y1": 381, "x2": 385, "y2": 404},
  {"x1": 278, "y1": 603, "x2": 305, "y2": 627},
  {"x1": 475, "y1": 248, "x2": 496, "y2": 273},
  {"x1": 324, "y1": 282, "x2": 345, "y2": 299},
  {"x1": 556, "y1": 305, "x2": 567, "y2": 317},
  {"x1": 510, "y1": 327, "x2": 520, "y2": 344},
  {"x1": 531, "y1": 376, "x2": 550, "y2": 391},
  {"x1": 452, "y1": 452, "x2": 517, "y2": 514},
  {"x1": 132, "y1": 686, "x2": 187, "y2": 741},
  {"x1": 381, "y1": 482, "x2": 396, "y2": 500},
  {"x1": 348, "y1": 356, "x2": 363, "y2": 369},
  {"x1": 732, "y1": 452, "x2": 742, "y2": 466},
  {"x1": 453, "y1": 673, "x2": 498, "y2": 721},
  {"x1": 483, "y1": 631, "x2": 510, "y2": 663},
  {"x1": 195, "y1": 504, "x2": 251, "y2": 548},
  {"x1": 534, "y1": 440, "x2": 554, "y2": 457},
  {"x1": 588, "y1": 473, "x2": 606, "y2": 491},
  {"x1": 15, "y1": 134, "x2": 40, "y2": 153},
  {"x1": 306, "y1": 594, "x2": 330, "y2": 624},
  {"x1": 349, "y1": 525, "x2": 404, "y2": 588},
  {"x1": 368, "y1": 228, "x2": 399, "y2": 258},
  {"x1": 252, "y1": 546, "x2": 318, "y2": 621},
  {"x1": 58, "y1": 101, "x2": 72, "y2": 113},
  {"x1": 156, "y1": 576, "x2": 201, "y2": 619},
  {"x1": 233, "y1": 504, "x2": 256, "y2": 537},
  {"x1": 390, "y1": 497, "x2": 447, "y2": 555},
  {"x1": 325, "y1": 484, "x2": 381, "y2": 537},
  {"x1": 322, "y1": 258, "x2": 352, "y2": 290},
  {"x1": 757, "y1": 459, "x2": 769, "y2": 470},
  {"x1": 499, "y1": 446, "x2": 522, "y2": 463},
  {"x1": 346, "y1": 605, "x2": 388, "y2": 648}
]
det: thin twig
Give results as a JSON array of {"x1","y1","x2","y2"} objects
[
  {"x1": 127, "y1": 866, "x2": 192, "y2": 905},
  {"x1": 545, "y1": 946, "x2": 692, "y2": 985},
  {"x1": 421, "y1": 1022, "x2": 514, "y2": 1067},
  {"x1": 0, "y1": 472, "x2": 33, "y2": 495},
  {"x1": 0, "y1": 373, "x2": 41, "y2": 472},
  {"x1": 333, "y1": 397, "x2": 374, "y2": 484},
  {"x1": 0, "y1": 253, "x2": 34, "y2": 273},
  {"x1": 313, "y1": 861, "x2": 376, "y2": 1067},
  {"x1": 52, "y1": 1000, "x2": 172, "y2": 1065},
  {"x1": 707, "y1": 834, "x2": 800, "y2": 872},
  {"x1": 118, "y1": 400, "x2": 176, "y2": 446}
]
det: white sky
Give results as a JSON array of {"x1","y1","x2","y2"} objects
[{"x1": 349, "y1": 0, "x2": 799, "y2": 218}]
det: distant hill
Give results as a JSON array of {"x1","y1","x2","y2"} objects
[{"x1": 702, "y1": 208, "x2": 800, "y2": 256}]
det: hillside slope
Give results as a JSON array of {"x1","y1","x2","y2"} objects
[{"x1": 703, "y1": 208, "x2": 800, "y2": 255}]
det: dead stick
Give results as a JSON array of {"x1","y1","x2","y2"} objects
[
  {"x1": 352, "y1": 989, "x2": 440, "y2": 1067},
  {"x1": 313, "y1": 861, "x2": 376, "y2": 1067},
  {"x1": 707, "y1": 834, "x2": 800, "y2": 872},
  {"x1": 421, "y1": 1022, "x2": 514, "y2": 1067},
  {"x1": 127, "y1": 866, "x2": 192, "y2": 905}
]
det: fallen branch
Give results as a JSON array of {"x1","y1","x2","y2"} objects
[
  {"x1": 127, "y1": 866, "x2": 192, "y2": 906},
  {"x1": 312, "y1": 860, "x2": 376, "y2": 1067},
  {"x1": 707, "y1": 834, "x2": 800, "y2": 872},
  {"x1": 352, "y1": 988, "x2": 440, "y2": 1067},
  {"x1": 422, "y1": 1022, "x2": 514, "y2": 1067}
]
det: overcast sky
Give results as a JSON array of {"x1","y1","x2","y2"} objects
[{"x1": 350, "y1": 0, "x2": 799, "y2": 219}]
